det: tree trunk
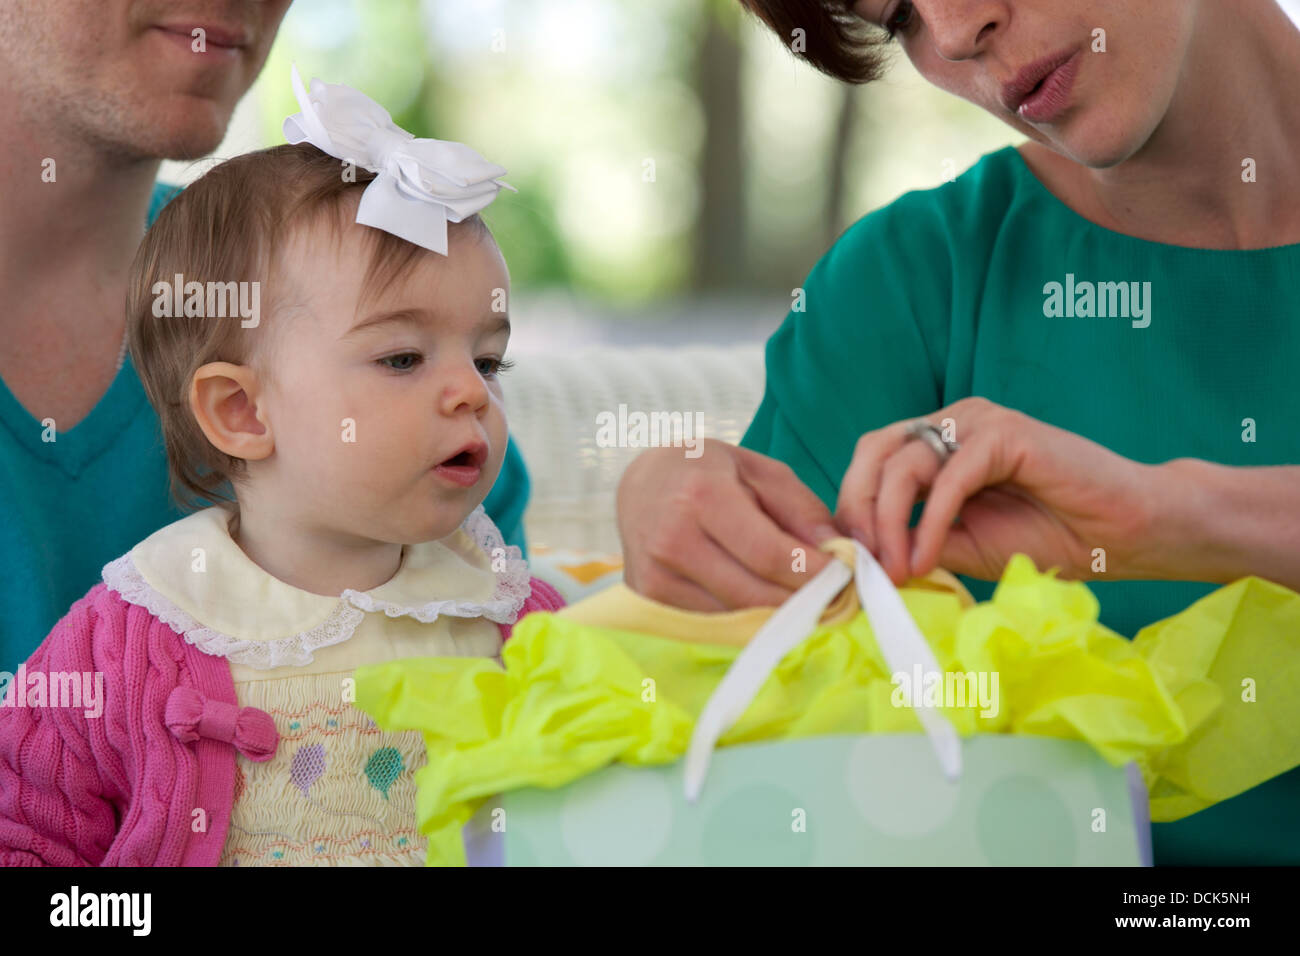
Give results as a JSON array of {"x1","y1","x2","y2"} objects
[{"x1": 693, "y1": 6, "x2": 745, "y2": 291}]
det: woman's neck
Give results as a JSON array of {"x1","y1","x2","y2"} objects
[{"x1": 1027, "y1": 0, "x2": 1300, "y2": 250}]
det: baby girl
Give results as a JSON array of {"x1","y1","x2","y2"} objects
[{"x1": 0, "y1": 72, "x2": 562, "y2": 866}]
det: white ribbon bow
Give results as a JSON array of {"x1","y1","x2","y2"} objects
[
  {"x1": 283, "y1": 65, "x2": 516, "y2": 256},
  {"x1": 683, "y1": 541, "x2": 963, "y2": 802}
]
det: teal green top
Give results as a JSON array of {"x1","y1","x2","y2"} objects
[
  {"x1": 0, "y1": 182, "x2": 530, "y2": 674},
  {"x1": 741, "y1": 145, "x2": 1300, "y2": 865}
]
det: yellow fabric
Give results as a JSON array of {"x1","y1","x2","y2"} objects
[
  {"x1": 355, "y1": 554, "x2": 1300, "y2": 866},
  {"x1": 558, "y1": 538, "x2": 974, "y2": 648}
]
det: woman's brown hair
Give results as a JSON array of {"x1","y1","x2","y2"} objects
[{"x1": 739, "y1": 0, "x2": 890, "y2": 84}]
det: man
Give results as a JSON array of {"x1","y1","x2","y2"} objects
[{"x1": 0, "y1": 1, "x2": 531, "y2": 671}]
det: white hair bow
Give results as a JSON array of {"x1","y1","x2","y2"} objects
[{"x1": 282, "y1": 65, "x2": 515, "y2": 256}]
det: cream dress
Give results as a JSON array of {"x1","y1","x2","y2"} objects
[{"x1": 102, "y1": 505, "x2": 531, "y2": 866}]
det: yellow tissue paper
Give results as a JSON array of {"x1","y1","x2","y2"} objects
[
  {"x1": 354, "y1": 556, "x2": 1300, "y2": 865},
  {"x1": 1132, "y1": 577, "x2": 1300, "y2": 821}
]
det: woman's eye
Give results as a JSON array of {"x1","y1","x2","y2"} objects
[
  {"x1": 476, "y1": 357, "x2": 515, "y2": 377},
  {"x1": 379, "y1": 352, "x2": 422, "y2": 372},
  {"x1": 884, "y1": 0, "x2": 915, "y2": 39}
]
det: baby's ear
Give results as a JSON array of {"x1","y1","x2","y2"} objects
[{"x1": 189, "y1": 362, "x2": 274, "y2": 462}]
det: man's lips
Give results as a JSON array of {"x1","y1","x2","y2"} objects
[
  {"x1": 999, "y1": 47, "x2": 1079, "y2": 115},
  {"x1": 152, "y1": 23, "x2": 250, "y2": 51}
]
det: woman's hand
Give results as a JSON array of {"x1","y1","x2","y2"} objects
[
  {"x1": 617, "y1": 439, "x2": 837, "y2": 610},
  {"x1": 835, "y1": 397, "x2": 1163, "y2": 586}
]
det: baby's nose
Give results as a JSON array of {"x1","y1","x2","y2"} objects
[{"x1": 438, "y1": 362, "x2": 491, "y2": 413}]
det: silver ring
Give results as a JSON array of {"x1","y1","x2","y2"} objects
[{"x1": 903, "y1": 419, "x2": 960, "y2": 465}]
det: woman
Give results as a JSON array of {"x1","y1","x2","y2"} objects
[{"x1": 617, "y1": 0, "x2": 1300, "y2": 864}]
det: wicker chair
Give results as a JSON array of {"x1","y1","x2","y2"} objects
[{"x1": 506, "y1": 344, "x2": 767, "y2": 555}]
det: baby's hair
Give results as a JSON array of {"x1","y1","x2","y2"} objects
[{"x1": 126, "y1": 143, "x2": 493, "y2": 511}]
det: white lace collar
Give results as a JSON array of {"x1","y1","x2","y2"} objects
[{"x1": 102, "y1": 505, "x2": 530, "y2": 669}]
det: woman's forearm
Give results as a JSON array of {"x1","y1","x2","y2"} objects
[{"x1": 1137, "y1": 458, "x2": 1300, "y2": 591}]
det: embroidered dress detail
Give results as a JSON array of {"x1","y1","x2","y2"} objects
[{"x1": 218, "y1": 671, "x2": 427, "y2": 866}]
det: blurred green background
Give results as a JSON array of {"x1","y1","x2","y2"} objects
[{"x1": 164, "y1": 0, "x2": 1026, "y2": 336}]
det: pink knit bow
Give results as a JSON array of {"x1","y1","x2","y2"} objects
[{"x1": 165, "y1": 687, "x2": 278, "y2": 762}]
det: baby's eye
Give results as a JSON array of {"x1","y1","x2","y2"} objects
[
  {"x1": 476, "y1": 357, "x2": 515, "y2": 378},
  {"x1": 379, "y1": 352, "x2": 422, "y2": 372}
]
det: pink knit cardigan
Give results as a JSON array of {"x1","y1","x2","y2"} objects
[{"x1": 0, "y1": 577, "x2": 564, "y2": 866}]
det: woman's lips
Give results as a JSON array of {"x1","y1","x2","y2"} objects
[{"x1": 1015, "y1": 50, "x2": 1081, "y2": 124}]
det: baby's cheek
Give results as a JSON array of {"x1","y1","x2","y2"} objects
[
  {"x1": 488, "y1": 415, "x2": 510, "y2": 474},
  {"x1": 284, "y1": 401, "x2": 375, "y2": 484},
  {"x1": 371, "y1": 414, "x2": 441, "y2": 477},
  {"x1": 487, "y1": 391, "x2": 509, "y2": 438}
]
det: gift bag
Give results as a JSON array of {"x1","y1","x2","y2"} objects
[
  {"x1": 355, "y1": 544, "x2": 1300, "y2": 866},
  {"x1": 465, "y1": 542, "x2": 1148, "y2": 865},
  {"x1": 478, "y1": 736, "x2": 1149, "y2": 865}
]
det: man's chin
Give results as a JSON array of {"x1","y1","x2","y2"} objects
[
  {"x1": 116, "y1": 116, "x2": 231, "y2": 162},
  {"x1": 125, "y1": 103, "x2": 232, "y2": 161}
]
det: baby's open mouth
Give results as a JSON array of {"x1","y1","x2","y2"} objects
[
  {"x1": 438, "y1": 442, "x2": 488, "y2": 469},
  {"x1": 433, "y1": 442, "x2": 488, "y2": 487}
]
